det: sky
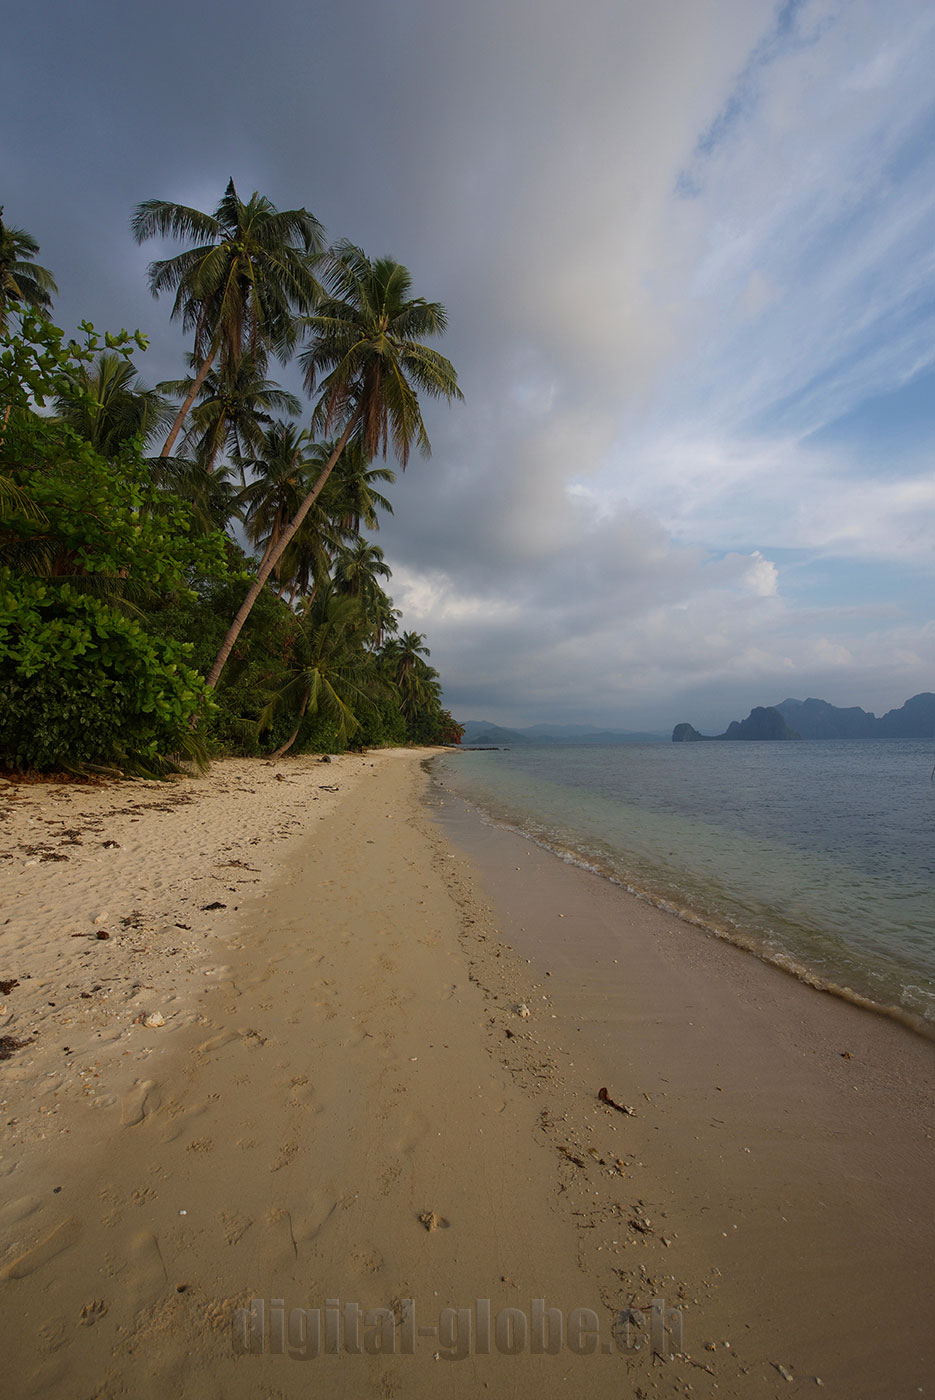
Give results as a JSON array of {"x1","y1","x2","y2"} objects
[{"x1": 3, "y1": 0, "x2": 934, "y2": 733}]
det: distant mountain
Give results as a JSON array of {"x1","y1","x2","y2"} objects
[
  {"x1": 775, "y1": 697, "x2": 875, "y2": 739},
  {"x1": 722, "y1": 706, "x2": 801, "y2": 741},
  {"x1": 521, "y1": 723, "x2": 606, "y2": 738},
  {"x1": 777, "y1": 694, "x2": 935, "y2": 739},
  {"x1": 672, "y1": 706, "x2": 800, "y2": 741},
  {"x1": 459, "y1": 719, "x2": 666, "y2": 746},
  {"x1": 458, "y1": 721, "x2": 531, "y2": 746},
  {"x1": 673, "y1": 693, "x2": 935, "y2": 743},
  {"x1": 875, "y1": 692, "x2": 935, "y2": 738}
]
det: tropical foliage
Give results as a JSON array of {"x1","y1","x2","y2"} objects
[
  {"x1": 0, "y1": 195, "x2": 465, "y2": 774},
  {"x1": 0, "y1": 208, "x2": 58, "y2": 330}
]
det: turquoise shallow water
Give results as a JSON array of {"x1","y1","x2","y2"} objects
[{"x1": 438, "y1": 741, "x2": 935, "y2": 1028}]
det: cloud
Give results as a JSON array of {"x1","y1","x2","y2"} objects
[{"x1": 4, "y1": 0, "x2": 934, "y2": 729}]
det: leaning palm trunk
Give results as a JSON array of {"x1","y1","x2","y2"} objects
[
  {"x1": 161, "y1": 352, "x2": 215, "y2": 458},
  {"x1": 205, "y1": 414, "x2": 358, "y2": 691},
  {"x1": 270, "y1": 694, "x2": 309, "y2": 759}
]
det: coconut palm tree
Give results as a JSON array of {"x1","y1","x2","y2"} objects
[
  {"x1": 160, "y1": 352, "x2": 301, "y2": 476},
  {"x1": 271, "y1": 438, "x2": 395, "y2": 604},
  {"x1": 323, "y1": 437, "x2": 395, "y2": 534},
  {"x1": 153, "y1": 455, "x2": 241, "y2": 535},
  {"x1": 54, "y1": 351, "x2": 173, "y2": 456},
  {"x1": 205, "y1": 244, "x2": 461, "y2": 691},
  {"x1": 131, "y1": 180, "x2": 323, "y2": 458},
  {"x1": 274, "y1": 480, "x2": 353, "y2": 604},
  {"x1": 257, "y1": 584, "x2": 376, "y2": 757},
  {"x1": 334, "y1": 535, "x2": 390, "y2": 604},
  {"x1": 237, "y1": 420, "x2": 312, "y2": 569},
  {"x1": 0, "y1": 209, "x2": 58, "y2": 330},
  {"x1": 380, "y1": 631, "x2": 439, "y2": 719},
  {"x1": 333, "y1": 538, "x2": 396, "y2": 648}
]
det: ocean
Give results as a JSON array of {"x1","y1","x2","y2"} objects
[{"x1": 436, "y1": 740, "x2": 935, "y2": 1032}]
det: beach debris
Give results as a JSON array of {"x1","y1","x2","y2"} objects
[
  {"x1": 318, "y1": 784, "x2": 339, "y2": 792},
  {"x1": 319, "y1": 754, "x2": 332, "y2": 763},
  {"x1": 200, "y1": 901, "x2": 227, "y2": 911},
  {"x1": 840, "y1": 1050, "x2": 854, "y2": 1059},
  {"x1": 0, "y1": 1034, "x2": 32, "y2": 1061},
  {"x1": 95, "y1": 930, "x2": 110, "y2": 940},
  {"x1": 0, "y1": 979, "x2": 19, "y2": 996},
  {"x1": 598, "y1": 1086, "x2": 636, "y2": 1115},
  {"x1": 513, "y1": 1003, "x2": 531, "y2": 1018},
  {"x1": 418, "y1": 1210, "x2": 449, "y2": 1232},
  {"x1": 93, "y1": 912, "x2": 109, "y2": 925},
  {"x1": 142, "y1": 1012, "x2": 166, "y2": 1028},
  {"x1": 101, "y1": 840, "x2": 120, "y2": 849},
  {"x1": 773, "y1": 1362, "x2": 795, "y2": 1382},
  {"x1": 558, "y1": 1145, "x2": 586, "y2": 1168}
]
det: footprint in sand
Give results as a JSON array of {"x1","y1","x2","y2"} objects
[
  {"x1": 218, "y1": 1209, "x2": 253, "y2": 1246},
  {"x1": 380, "y1": 1162, "x2": 402, "y2": 1196},
  {"x1": 120, "y1": 1079, "x2": 161, "y2": 1127},
  {"x1": 2, "y1": 1215, "x2": 83, "y2": 1280},
  {"x1": 78, "y1": 1299, "x2": 107, "y2": 1326},
  {"x1": 198, "y1": 1026, "x2": 268, "y2": 1054},
  {"x1": 292, "y1": 1191, "x2": 340, "y2": 1246},
  {"x1": 0, "y1": 1195, "x2": 42, "y2": 1229},
  {"x1": 160, "y1": 1099, "x2": 209, "y2": 1144},
  {"x1": 389, "y1": 1109, "x2": 431, "y2": 1156},
  {"x1": 38, "y1": 1314, "x2": 67, "y2": 1351},
  {"x1": 270, "y1": 1140, "x2": 299, "y2": 1172},
  {"x1": 126, "y1": 1230, "x2": 168, "y2": 1312},
  {"x1": 350, "y1": 1245, "x2": 385, "y2": 1276},
  {"x1": 286, "y1": 1080, "x2": 322, "y2": 1112}
]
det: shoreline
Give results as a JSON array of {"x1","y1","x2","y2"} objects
[
  {"x1": 451, "y1": 803, "x2": 935, "y2": 1044},
  {"x1": 1, "y1": 750, "x2": 932, "y2": 1397},
  {"x1": 427, "y1": 765, "x2": 935, "y2": 1396},
  {"x1": 435, "y1": 750, "x2": 935, "y2": 1042}
]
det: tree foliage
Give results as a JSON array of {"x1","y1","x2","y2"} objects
[
  {"x1": 1, "y1": 314, "x2": 227, "y2": 774},
  {"x1": 1, "y1": 193, "x2": 464, "y2": 776}
]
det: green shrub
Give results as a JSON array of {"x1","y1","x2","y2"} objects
[{"x1": 0, "y1": 574, "x2": 210, "y2": 774}]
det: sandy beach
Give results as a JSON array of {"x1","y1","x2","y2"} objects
[{"x1": 1, "y1": 748, "x2": 933, "y2": 1398}]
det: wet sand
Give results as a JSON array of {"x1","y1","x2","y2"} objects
[
  {"x1": 431, "y1": 769, "x2": 935, "y2": 1398},
  {"x1": 0, "y1": 750, "x2": 932, "y2": 1399}
]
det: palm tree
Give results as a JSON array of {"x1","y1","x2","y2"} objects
[
  {"x1": 205, "y1": 244, "x2": 461, "y2": 691},
  {"x1": 54, "y1": 351, "x2": 173, "y2": 456},
  {"x1": 333, "y1": 538, "x2": 395, "y2": 647},
  {"x1": 153, "y1": 455, "x2": 241, "y2": 535},
  {"x1": 380, "y1": 631, "x2": 439, "y2": 719},
  {"x1": 274, "y1": 476, "x2": 352, "y2": 604},
  {"x1": 334, "y1": 535, "x2": 391, "y2": 609},
  {"x1": 160, "y1": 352, "x2": 301, "y2": 476},
  {"x1": 0, "y1": 208, "x2": 58, "y2": 330},
  {"x1": 257, "y1": 585, "x2": 377, "y2": 757},
  {"x1": 323, "y1": 437, "x2": 395, "y2": 534},
  {"x1": 236, "y1": 419, "x2": 319, "y2": 580},
  {"x1": 131, "y1": 180, "x2": 323, "y2": 458}
]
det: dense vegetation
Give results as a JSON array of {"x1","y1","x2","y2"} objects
[{"x1": 0, "y1": 191, "x2": 464, "y2": 775}]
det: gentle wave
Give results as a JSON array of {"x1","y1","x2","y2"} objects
[{"x1": 436, "y1": 741, "x2": 935, "y2": 1038}]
